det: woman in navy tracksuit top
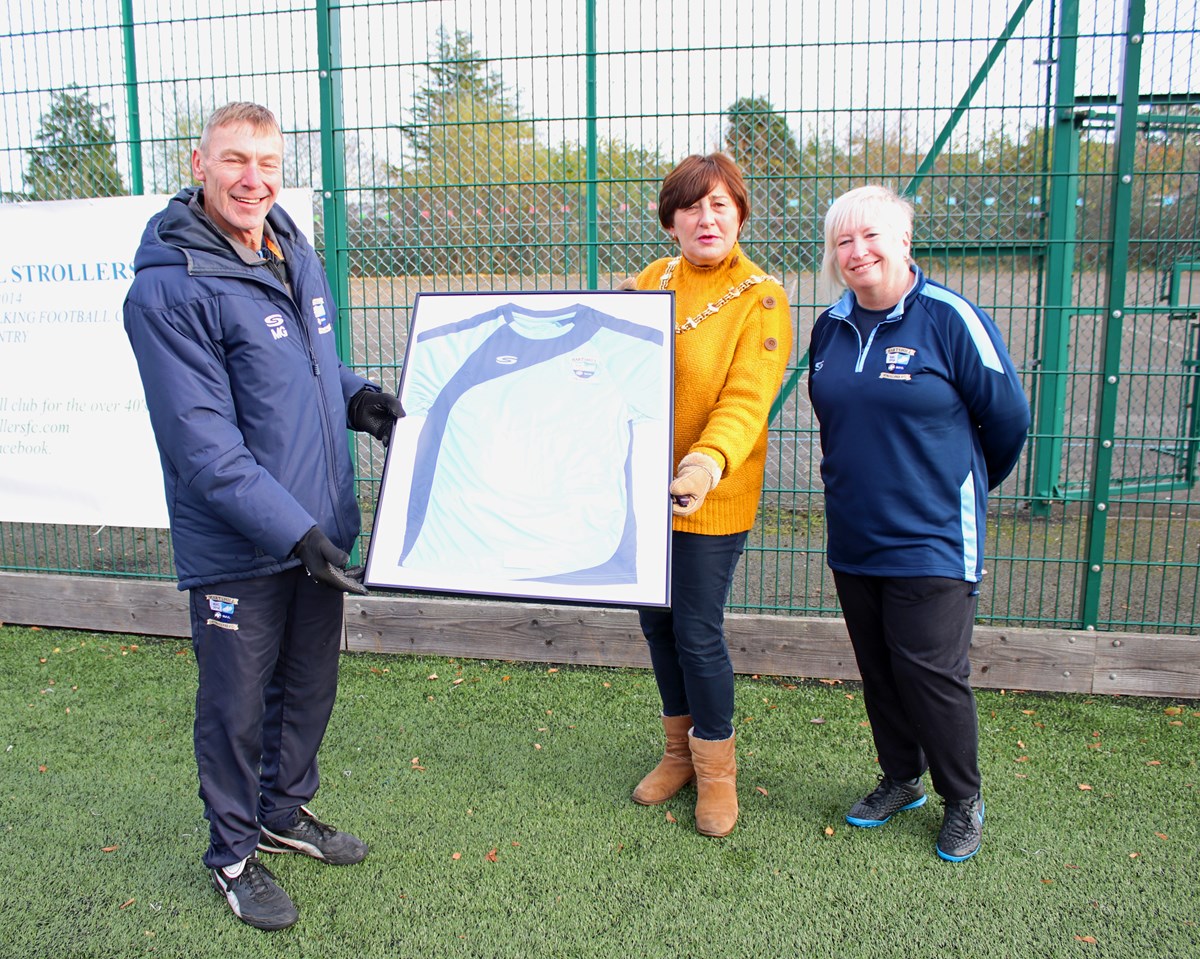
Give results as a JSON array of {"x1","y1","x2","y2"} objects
[{"x1": 807, "y1": 184, "x2": 1030, "y2": 862}]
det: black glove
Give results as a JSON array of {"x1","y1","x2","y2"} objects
[
  {"x1": 347, "y1": 388, "x2": 404, "y2": 446},
  {"x1": 292, "y1": 525, "x2": 368, "y2": 595}
]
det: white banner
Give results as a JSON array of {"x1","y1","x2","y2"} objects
[{"x1": 0, "y1": 190, "x2": 315, "y2": 529}]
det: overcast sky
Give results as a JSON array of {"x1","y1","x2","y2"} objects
[{"x1": 0, "y1": 0, "x2": 1195, "y2": 194}]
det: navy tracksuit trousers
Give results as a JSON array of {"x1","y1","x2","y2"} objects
[{"x1": 189, "y1": 567, "x2": 345, "y2": 869}]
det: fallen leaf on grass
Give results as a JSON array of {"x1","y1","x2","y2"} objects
[
  {"x1": 1065, "y1": 863, "x2": 1079, "y2": 869},
  {"x1": 823, "y1": 826, "x2": 835, "y2": 837},
  {"x1": 547, "y1": 668, "x2": 559, "y2": 674},
  {"x1": 1015, "y1": 756, "x2": 1030, "y2": 763},
  {"x1": 1022, "y1": 710, "x2": 1037, "y2": 716},
  {"x1": 818, "y1": 679, "x2": 843, "y2": 686},
  {"x1": 427, "y1": 673, "x2": 438, "y2": 681},
  {"x1": 1078, "y1": 784, "x2": 1093, "y2": 791},
  {"x1": 1164, "y1": 707, "x2": 1183, "y2": 716},
  {"x1": 1128, "y1": 852, "x2": 1139, "y2": 859},
  {"x1": 810, "y1": 717, "x2": 826, "y2": 725},
  {"x1": 1041, "y1": 879, "x2": 1053, "y2": 884},
  {"x1": 1146, "y1": 760, "x2": 1161, "y2": 766},
  {"x1": 38, "y1": 765, "x2": 47, "y2": 773},
  {"x1": 755, "y1": 786, "x2": 768, "y2": 797},
  {"x1": 451, "y1": 852, "x2": 461, "y2": 860},
  {"x1": 533, "y1": 743, "x2": 542, "y2": 750},
  {"x1": 101, "y1": 845, "x2": 119, "y2": 853},
  {"x1": 1074, "y1": 935, "x2": 1097, "y2": 944},
  {"x1": 665, "y1": 811, "x2": 677, "y2": 824},
  {"x1": 1155, "y1": 833, "x2": 1168, "y2": 841},
  {"x1": 486, "y1": 849, "x2": 498, "y2": 862},
  {"x1": 119, "y1": 899, "x2": 135, "y2": 910}
]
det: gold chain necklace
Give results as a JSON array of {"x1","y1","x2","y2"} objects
[{"x1": 657, "y1": 256, "x2": 778, "y2": 334}]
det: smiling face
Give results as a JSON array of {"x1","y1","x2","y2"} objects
[
  {"x1": 191, "y1": 121, "x2": 284, "y2": 251},
  {"x1": 670, "y1": 180, "x2": 743, "y2": 267},
  {"x1": 835, "y1": 218, "x2": 913, "y2": 310}
]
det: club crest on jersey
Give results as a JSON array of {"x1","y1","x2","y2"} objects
[
  {"x1": 205, "y1": 594, "x2": 239, "y2": 631},
  {"x1": 312, "y1": 297, "x2": 333, "y2": 335},
  {"x1": 570, "y1": 355, "x2": 600, "y2": 379},
  {"x1": 881, "y1": 346, "x2": 915, "y2": 379},
  {"x1": 264, "y1": 313, "x2": 288, "y2": 340}
]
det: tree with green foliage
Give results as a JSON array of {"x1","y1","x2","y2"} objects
[
  {"x1": 23, "y1": 85, "x2": 126, "y2": 200},
  {"x1": 723, "y1": 96, "x2": 801, "y2": 270},
  {"x1": 378, "y1": 26, "x2": 670, "y2": 277}
]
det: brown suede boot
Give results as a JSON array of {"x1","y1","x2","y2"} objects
[
  {"x1": 632, "y1": 714, "x2": 694, "y2": 805},
  {"x1": 689, "y1": 729, "x2": 737, "y2": 837}
]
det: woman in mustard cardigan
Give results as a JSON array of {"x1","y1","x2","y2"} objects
[{"x1": 630, "y1": 153, "x2": 792, "y2": 836}]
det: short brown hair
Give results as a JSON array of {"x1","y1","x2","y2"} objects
[
  {"x1": 199, "y1": 102, "x2": 282, "y2": 153},
  {"x1": 656, "y1": 153, "x2": 750, "y2": 232}
]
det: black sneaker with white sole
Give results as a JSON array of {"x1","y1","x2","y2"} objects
[
  {"x1": 845, "y1": 775, "x2": 927, "y2": 827},
  {"x1": 211, "y1": 855, "x2": 298, "y2": 931},
  {"x1": 258, "y1": 805, "x2": 369, "y2": 865}
]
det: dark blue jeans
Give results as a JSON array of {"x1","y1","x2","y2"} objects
[
  {"x1": 190, "y1": 567, "x2": 345, "y2": 869},
  {"x1": 638, "y1": 530, "x2": 748, "y2": 741}
]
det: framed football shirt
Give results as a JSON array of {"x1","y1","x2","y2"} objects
[{"x1": 365, "y1": 290, "x2": 674, "y2": 607}]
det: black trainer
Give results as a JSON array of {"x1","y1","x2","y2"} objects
[
  {"x1": 845, "y1": 775, "x2": 927, "y2": 827},
  {"x1": 211, "y1": 855, "x2": 299, "y2": 931},
  {"x1": 258, "y1": 806, "x2": 369, "y2": 865},
  {"x1": 937, "y1": 793, "x2": 985, "y2": 861}
]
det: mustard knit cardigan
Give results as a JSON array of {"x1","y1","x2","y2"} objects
[{"x1": 635, "y1": 243, "x2": 792, "y2": 535}]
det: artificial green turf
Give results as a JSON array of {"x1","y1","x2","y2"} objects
[{"x1": 0, "y1": 625, "x2": 1196, "y2": 959}]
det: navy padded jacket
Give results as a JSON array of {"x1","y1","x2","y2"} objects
[{"x1": 123, "y1": 188, "x2": 370, "y2": 589}]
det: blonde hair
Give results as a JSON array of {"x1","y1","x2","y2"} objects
[
  {"x1": 198, "y1": 102, "x2": 282, "y2": 153},
  {"x1": 820, "y1": 184, "x2": 915, "y2": 292}
]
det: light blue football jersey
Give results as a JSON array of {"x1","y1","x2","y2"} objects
[{"x1": 400, "y1": 301, "x2": 665, "y2": 583}]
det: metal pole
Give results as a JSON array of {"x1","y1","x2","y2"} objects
[
  {"x1": 119, "y1": 0, "x2": 143, "y2": 195},
  {"x1": 585, "y1": 0, "x2": 599, "y2": 289},
  {"x1": 1080, "y1": 0, "x2": 1145, "y2": 630},
  {"x1": 1030, "y1": 0, "x2": 1080, "y2": 512},
  {"x1": 315, "y1": 0, "x2": 352, "y2": 365}
]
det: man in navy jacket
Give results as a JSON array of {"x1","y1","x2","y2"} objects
[{"x1": 124, "y1": 102, "x2": 402, "y2": 930}]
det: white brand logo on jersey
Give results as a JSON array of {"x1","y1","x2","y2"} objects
[
  {"x1": 264, "y1": 313, "x2": 288, "y2": 340},
  {"x1": 496, "y1": 355, "x2": 518, "y2": 365},
  {"x1": 312, "y1": 297, "x2": 332, "y2": 335}
]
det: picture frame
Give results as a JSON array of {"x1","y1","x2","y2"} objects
[{"x1": 364, "y1": 290, "x2": 675, "y2": 607}]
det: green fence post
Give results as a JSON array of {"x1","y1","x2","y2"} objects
[
  {"x1": 1030, "y1": 0, "x2": 1080, "y2": 513},
  {"x1": 315, "y1": 0, "x2": 357, "y2": 561},
  {"x1": 315, "y1": 0, "x2": 352, "y2": 363},
  {"x1": 585, "y1": 0, "x2": 599, "y2": 289},
  {"x1": 1080, "y1": 0, "x2": 1145, "y2": 630},
  {"x1": 119, "y1": 0, "x2": 143, "y2": 195}
]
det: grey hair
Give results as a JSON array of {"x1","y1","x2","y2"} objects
[{"x1": 198, "y1": 102, "x2": 282, "y2": 153}]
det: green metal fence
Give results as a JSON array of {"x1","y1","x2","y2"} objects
[{"x1": 1, "y1": 0, "x2": 1198, "y2": 633}]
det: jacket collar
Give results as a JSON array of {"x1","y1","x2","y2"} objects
[{"x1": 829, "y1": 263, "x2": 925, "y2": 320}]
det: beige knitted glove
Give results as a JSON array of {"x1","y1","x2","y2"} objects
[{"x1": 669, "y1": 452, "x2": 722, "y2": 516}]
